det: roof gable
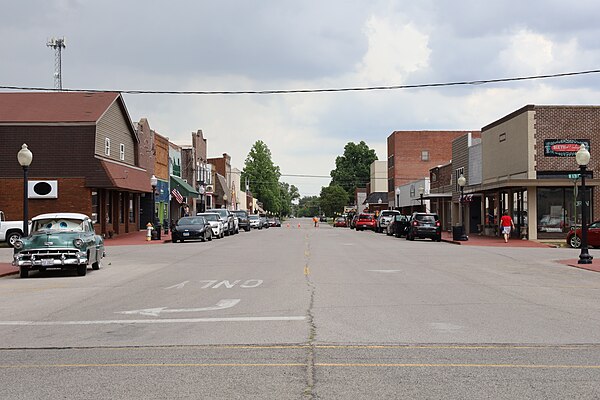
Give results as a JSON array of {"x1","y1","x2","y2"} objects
[{"x1": 0, "y1": 91, "x2": 121, "y2": 123}]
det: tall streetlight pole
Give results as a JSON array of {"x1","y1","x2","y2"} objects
[
  {"x1": 457, "y1": 173, "x2": 468, "y2": 241},
  {"x1": 17, "y1": 144, "x2": 33, "y2": 237},
  {"x1": 395, "y1": 187, "x2": 401, "y2": 211},
  {"x1": 576, "y1": 144, "x2": 592, "y2": 264},
  {"x1": 150, "y1": 175, "x2": 158, "y2": 240}
]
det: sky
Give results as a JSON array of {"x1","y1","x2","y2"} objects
[{"x1": 2, "y1": 0, "x2": 600, "y2": 197}]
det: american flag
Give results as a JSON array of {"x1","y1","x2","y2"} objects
[{"x1": 171, "y1": 188, "x2": 184, "y2": 203}]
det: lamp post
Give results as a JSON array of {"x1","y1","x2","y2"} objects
[
  {"x1": 418, "y1": 186, "x2": 424, "y2": 210},
  {"x1": 395, "y1": 187, "x2": 400, "y2": 210},
  {"x1": 17, "y1": 144, "x2": 33, "y2": 237},
  {"x1": 576, "y1": 144, "x2": 592, "y2": 264},
  {"x1": 150, "y1": 175, "x2": 158, "y2": 239},
  {"x1": 457, "y1": 173, "x2": 468, "y2": 241},
  {"x1": 223, "y1": 194, "x2": 228, "y2": 210}
]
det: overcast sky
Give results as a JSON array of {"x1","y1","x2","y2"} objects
[{"x1": 2, "y1": 0, "x2": 600, "y2": 197}]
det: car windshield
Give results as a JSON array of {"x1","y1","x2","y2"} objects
[
  {"x1": 33, "y1": 218, "x2": 85, "y2": 233},
  {"x1": 359, "y1": 214, "x2": 374, "y2": 220},
  {"x1": 177, "y1": 217, "x2": 204, "y2": 225},
  {"x1": 233, "y1": 211, "x2": 247, "y2": 217},
  {"x1": 381, "y1": 211, "x2": 397, "y2": 217},
  {"x1": 249, "y1": 215, "x2": 259, "y2": 220},
  {"x1": 198, "y1": 214, "x2": 219, "y2": 222},
  {"x1": 415, "y1": 214, "x2": 437, "y2": 223},
  {"x1": 209, "y1": 209, "x2": 228, "y2": 217}
]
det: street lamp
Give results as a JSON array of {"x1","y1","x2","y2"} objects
[
  {"x1": 17, "y1": 144, "x2": 33, "y2": 237},
  {"x1": 418, "y1": 186, "x2": 424, "y2": 209},
  {"x1": 457, "y1": 173, "x2": 468, "y2": 241},
  {"x1": 150, "y1": 175, "x2": 158, "y2": 239},
  {"x1": 223, "y1": 194, "x2": 228, "y2": 209},
  {"x1": 395, "y1": 187, "x2": 400, "y2": 210},
  {"x1": 576, "y1": 144, "x2": 592, "y2": 264}
]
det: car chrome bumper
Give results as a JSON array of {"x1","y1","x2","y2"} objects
[{"x1": 13, "y1": 252, "x2": 88, "y2": 267}]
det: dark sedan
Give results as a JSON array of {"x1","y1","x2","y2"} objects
[
  {"x1": 172, "y1": 216, "x2": 212, "y2": 243},
  {"x1": 566, "y1": 221, "x2": 600, "y2": 248}
]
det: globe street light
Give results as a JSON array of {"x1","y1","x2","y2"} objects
[
  {"x1": 457, "y1": 173, "x2": 468, "y2": 241},
  {"x1": 17, "y1": 144, "x2": 33, "y2": 237},
  {"x1": 223, "y1": 194, "x2": 228, "y2": 209},
  {"x1": 395, "y1": 187, "x2": 401, "y2": 210},
  {"x1": 576, "y1": 144, "x2": 592, "y2": 264}
]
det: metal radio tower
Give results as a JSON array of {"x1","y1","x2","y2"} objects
[{"x1": 46, "y1": 37, "x2": 66, "y2": 90}]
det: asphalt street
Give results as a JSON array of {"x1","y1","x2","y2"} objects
[{"x1": 0, "y1": 218, "x2": 599, "y2": 399}]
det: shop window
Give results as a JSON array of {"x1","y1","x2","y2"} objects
[
  {"x1": 129, "y1": 195, "x2": 135, "y2": 223},
  {"x1": 119, "y1": 193, "x2": 125, "y2": 224},
  {"x1": 91, "y1": 191, "x2": 98, "y2": 224},
  {"x1": 105, "y1": 192, "x2": 112, "y2": 224},
  {"x1": 536, "y1": 187, "x2": 591, "y2": 235}
]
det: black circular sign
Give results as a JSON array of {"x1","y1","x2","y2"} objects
[{"x1": 33, "y1": 182, "x2": 52, "y2": 196}]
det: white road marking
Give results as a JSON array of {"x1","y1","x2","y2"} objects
[
  {"x1": 367, "y1": 270, "x2": 402, "y2": 273},
  {"x1": 116, "y1": 299, "x2": 241, "y2": 317},
  {"x1": 164, "y1": 281, "x2": 190, "y2": 290},
  {"x1": 0, "y1": 316, "x2": 306, "y2": 326}
]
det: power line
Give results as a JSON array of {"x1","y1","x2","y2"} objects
[{"x1": 2, "y1": 69, "x2": 599, "y2": 95}]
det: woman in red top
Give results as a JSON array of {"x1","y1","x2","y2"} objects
[{"x1": 499, "y1": 210, "x2": 515, "y2": 243}]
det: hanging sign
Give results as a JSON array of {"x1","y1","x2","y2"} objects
[{"x1": 544, "y1": 139, "x2": 590, "y2": 157}]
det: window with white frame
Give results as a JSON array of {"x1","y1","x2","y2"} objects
[
  {"x1": 421, "y1": 150, "x2": 429, "y2": 161},
  {"x1": 104, "y1": 138, "x2": 111, "y2": 156},
  {"x1": 119, "y1": 144, "x2": 125, "y2": 160}
]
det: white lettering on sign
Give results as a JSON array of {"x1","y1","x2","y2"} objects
[{"x1": 198, "y1": 280, "x2": 264, "y2": 289}]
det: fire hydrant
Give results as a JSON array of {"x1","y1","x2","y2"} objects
[{"x1": 146, "y1": 222, "x2": 153, "y2": 241}]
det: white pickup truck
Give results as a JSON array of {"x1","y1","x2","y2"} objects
[{"x1": 0, "y1": 211, "x2": 25, "y2": 248}]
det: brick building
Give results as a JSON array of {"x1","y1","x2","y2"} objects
[
  {"x1": 473, "y1": 105, "x2": 600, "y2": 239},
  {"x1": 387, "y1": 130, "x2": 478, "y2": 207},
  {"x1": 0, "y1": 92, "x2": 149, "y2": 237}
]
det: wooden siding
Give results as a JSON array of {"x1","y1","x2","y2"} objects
[{"x1": 96, "y1": 101, "x2": 136, "y2": 164}]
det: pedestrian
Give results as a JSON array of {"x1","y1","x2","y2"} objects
[
  {"x1": 499, "y1": 210, "x2": 515, "y2": 243},
  {"x1": 313, "y1": 216, "x2": 318, "y2": 227}
]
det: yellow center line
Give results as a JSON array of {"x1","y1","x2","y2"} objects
[
  {"x1": 304, "y1": 265, "x2": 310, "y2": 275},
  {"x1": 316, "y1": 363, "x2": 600, "y2": 369}
]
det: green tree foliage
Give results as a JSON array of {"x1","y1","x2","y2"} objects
[
  {"x1": 296, "y1": 196, "x2": 320, "y2": 217},
  {"x1": 330, "y1": 141, "x2": 378, "y2": 203},
  {"x1": 319, "y1": 185, "x2": 348, "y2": 216},
  {"x1": 241, "y1": 140, "x2": 281, "y2": 213},
  {"x1": 278, "y1": 182, "x2": 300, "y2": 217}
]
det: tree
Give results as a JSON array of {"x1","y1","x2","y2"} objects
[
  {"x1": 241, "y1": 140, "x2": 280, "y2": 213},
  {"x1": 330, "y1": 141, "x2": 378, "y2": 203},
  {"x1": 297, "y1": 196, "x2": 320, "y2": 217},
  {"x1": 278, "y1": 182, "x2": 300, "y2": 217},
  {"x1": 320, "y1": 185, "x2": 348, "y2": 216}
]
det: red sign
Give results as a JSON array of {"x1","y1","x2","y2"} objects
[{"x1": 550, "y1": 143, "x2": 581, "y2": 153}]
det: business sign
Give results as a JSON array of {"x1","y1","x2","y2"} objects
[{"x1": 544, "y1": 139, "x2": 590, "y2": 157}]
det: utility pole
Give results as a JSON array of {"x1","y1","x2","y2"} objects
[{"x1": 47, "y1": 37, "x2": 66, "y2": 90}]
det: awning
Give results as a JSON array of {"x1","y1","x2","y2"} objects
[
  {"x1": 91, "y1": 159, "x2": 150, "y2": 193},
  {"x1": 170, "y1": 175, "x2": 199, "y2": 197}
]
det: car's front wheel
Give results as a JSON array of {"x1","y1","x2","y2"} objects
[
  {"x1": 19, "y1": 267, "x2": 28, "y2": 279},
  {"x1": 7, "y1": 231, "x2": 22, "y2": 248},
  {"x1": 76, "y1": 264, "x2": 87, "y2": 276},
  {"x1": 569, "y1": 234, "x2": 582, "y2": 248}
]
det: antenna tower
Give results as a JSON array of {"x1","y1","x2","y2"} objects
[{"x1": 46, "y1": 37, "x2": 66, "y2": 90}]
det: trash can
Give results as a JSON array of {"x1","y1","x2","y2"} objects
[
  {"x1": 452, "y1": 225, "x2": 468, "y2": 241},
  {"x1": 151, "y1": 225, "x2": 161, "y2": 240}
]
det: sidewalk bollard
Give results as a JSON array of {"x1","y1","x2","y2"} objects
[{"x1": 146, "y1": 222, "x2": 153, "y2": 241}]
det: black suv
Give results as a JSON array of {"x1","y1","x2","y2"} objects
[
  {"x1": 231, "y1": 210, "x2": 251, "y2": 232},
  {"x1": 386, "y1": 214, "x2": 410, "y2": 238},
  {"x1": 406, "y1": 212, "x2": 441, "y2": 242}
]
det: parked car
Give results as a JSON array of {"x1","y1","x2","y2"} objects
[
  {"x1": 206, "y1": 209, "x2": 236, "y2": 236},
  {"x1": 355, "y1": 213, "x2": 376, "y2": 231},
  {"x1": 268, "y1": 217, "x2": 281, "y2": 227},
  {"x1": 259, "y1": 214, "x2": 270, "y2": 229},
  {"x1": 172, "y1": 216, "x2": 212, "y2": 243},
  {"x1": 566, "y1": 220, "x2": 600, "y2": 248},
  {"x1": 231, "y1": 210, "x2": 251, "y2": 232},
  {"x1": 249, "y1": 214, "x2": 261, "y2": 229},
  {"x1": 12, "y1": 212, "x2": 105, "y2": 278},
  {"x1": 386, "y1": 214, "x2": 410, "y2": 237},
  {"x1": 197, "y1": 212, "x2": 225, "y2": 238},
  {"x1": 376, "y1": 210, "x2": 401, "y2": 233},
  {"x1": 406, "y1": 212, "x2": 441, "y2": 241},
  {"x1": 319, "y1": 215, "x2": 327, "y2": 222},
  {"x1": 334, "y1": 217, "x2": 347, "y2": 227},
  {"x1": 0, "y1": 210, "x2": 27, "y2": 248}
]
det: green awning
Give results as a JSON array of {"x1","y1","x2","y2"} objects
[{"x1": 170, "y1": 175, "x2": 199, "y2": 197}]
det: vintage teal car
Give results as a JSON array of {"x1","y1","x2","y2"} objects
[{"x1": 12, "y1": 213, "x2": 105, "y2": 278}]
